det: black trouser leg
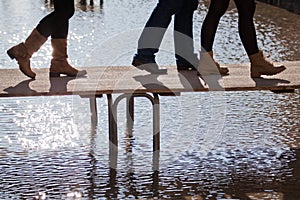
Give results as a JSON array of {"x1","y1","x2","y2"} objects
[
  {"x1": 234, "y1": 0, "x2": 259, "y2": 56},
  {"x1": 36, "y1": 0, "x2": 74, "y2": 39},
  {"x1": 174, "y1": 0, "x2": 198, "y2": 65},
  {"x1": 137, "y1": 0, "x2": 183, "y2": 59},
  {"x1": 200, "y1": 0, "x2": 230, "y2": 52}
]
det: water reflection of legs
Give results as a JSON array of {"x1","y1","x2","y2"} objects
[
  {"x1": 152, "y1": 151, "x2": 160, "y2": 198},
  {"x1": 124, "y1": 121, "x2": 160, "y2": 199},
  {"x1": 105, "y1": 168, "x2": 118, "y2": 199},
  {"x1": 85, "y1": 95, "x2": 118, "y2": 199},
  {"x1": 106, "y1": 93, "x2": 161, "y2": 198},
  {"x1": 126, "y1": 96, "x2": 134, "y2": 138},
  {"x1": 88, "y1": 120, "x2": 97, "y2": 199},
  {"x1": 282, "y1": 148, "x2": 300, "y2": 200}
]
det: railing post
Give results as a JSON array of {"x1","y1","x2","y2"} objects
[
  {"x1": 153, "y1": 94, "x2": 160, "y2": 152},
  {"x1": 107, "y1": 94, "x2": 118, "y2": 170},
  {"x1": 89, "y1": 96, "x2": 98, "y2": 126},
  {"x1": 126, "y1": 96, "x2": 134, "y2": 137},
  {"x1": 107, "y1": 94, "x2": 118, "y2": 147}
]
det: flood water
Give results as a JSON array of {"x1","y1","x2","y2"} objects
[{"x1": 0, "y1": 0, "x2": 300, "y2": 199}]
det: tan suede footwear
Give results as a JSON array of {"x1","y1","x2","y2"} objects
[
  {"x1": 7, "y1": 28, "x2": 47, "y2": 79},
  {"x1": 249, "y1": 50, "x2": 286, "y2": 78},
  {"x1": 49, "y1": 39, "x2": 87, "y2": 77},
  {"x1": 198, "y1": 51, "x2": 229, "y2": 76}
]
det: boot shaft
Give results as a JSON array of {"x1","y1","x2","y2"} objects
[
  {"x1": 6, "y1": 28, "x2": 47, "y2": 79},
  {"x1": 51, "y1": 38, "x2": 68, "y2": 60},
  {"x1": 24, "y1": 28, "x2": 47, "y2": 56},
  {"x1": 198, "y1": 51, "x2": 229, "y2": 75},
  {"x1": 50, "y1": 38, "x2": 87, "y2": 77},
  {"x1": 249, "y1": 50, "x2": 267, "y2": 64}
]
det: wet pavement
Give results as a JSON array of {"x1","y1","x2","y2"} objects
[{"x1": 0, "y1": 0, "x2": 299, "y2": 199}]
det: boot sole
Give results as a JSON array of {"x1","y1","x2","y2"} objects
[
  {"x1": 251, "y1": 66, "x2": 286, "y2": 78},
  {"x1": 19, "y1": 68, "x2": 36, "y2": 79},
  {"x1": 49, "y1": 70, "x2": 87, "y2": 78},
  {"x1": 132, "y1": 60, "x2": 167, "y2": 74},
  {"x1": 49, "y1": 72, "x2": 61, "y2": 77}
]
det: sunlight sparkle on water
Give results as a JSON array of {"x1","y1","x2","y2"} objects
[{"x1": 13, "y1": 99, "x2": 81, "y2": 150}]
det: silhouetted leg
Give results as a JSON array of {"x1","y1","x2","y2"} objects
[
  {"x1": 36, "y1": 0, "x2": 74, "y2": 38},
  {"x1": 136, "y1": 0, "x2": 183, "y2": 59},
  {"x1": 174, "y1": 0, "x2": 199, "y2": 68},
  {"x1": 234, "y1": 0, "x2": 285, "y2": 77},
  {"x1": 234, "y1": 0, "x2": 259, "y2": 56},
  {"x1": 201, "y1": 0, "x2": 230, "y2": 52}
]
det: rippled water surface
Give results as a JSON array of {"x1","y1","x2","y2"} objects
[{"x1": 0, "y1": 0, "x2": 300, "y2": 199}]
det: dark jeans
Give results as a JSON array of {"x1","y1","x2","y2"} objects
[
  {"x1": 201, "y1": 0, "x2": 259, "y2": 56},
  {"x1": 36, "y1": 0, "x2": 74, "y2": 39},
  {"x1": 136, "y1": 0, "x2": 199, "y2": 64}
]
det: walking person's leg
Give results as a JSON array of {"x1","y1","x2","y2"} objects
[
  {"x1": 7, "y1": 13, "x2": 49, "y2": 78},
  {"x1": 132, "y1": 0, "x2": 183, "y2": 73},
  {"x1": 174, "y1": 0, "x2": 199, "y2": 70},
  {"x1": 38, "y1": 0, "x2": 87, "y2": 77},
  {"x1": 201, "y1": 0, "x2": 229, "y2": 52},
  {"x1": 7, "y1": 0, "x2": 86, "y2": 78},
  {"x1": 198, "y1": 0, "x2": 230, "y2": 75},
  {"x1": 234, "y1": 0, "x2": 285, "y2": 78},
  {"x1": 233, "y1": 0, "x2": 258, "y2": 56},
  {"x1": 36, "y1": 0, "x2": 74, "y2": 38}
]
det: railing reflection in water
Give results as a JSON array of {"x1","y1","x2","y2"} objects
[{"x1": 87, "y1": 116, "x2": 300, "y2": 199}]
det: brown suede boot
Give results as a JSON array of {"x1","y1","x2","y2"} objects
[
  {"x1": 7, "y1": 28, "x2": 47, "y2": 79},
  {"x1": 49, "y1": 39, "x2": 87, "y2": 77},
  {"x1": 197, "y1": 51, "x2": 229, "y2": 76},
  {"x1": 249, "y1": 50, "x2": 286, "y2": 78}
]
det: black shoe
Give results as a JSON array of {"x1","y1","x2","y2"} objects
[
  {"x1": 177, "y1": 63, "x2": 197, "y2": 71},
  {"x1": 132, "y1": 55, "x2": 167, "y2": 74},
  {"x1": 176, "y1": 59, "x2": 198, "y2": 71}
]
